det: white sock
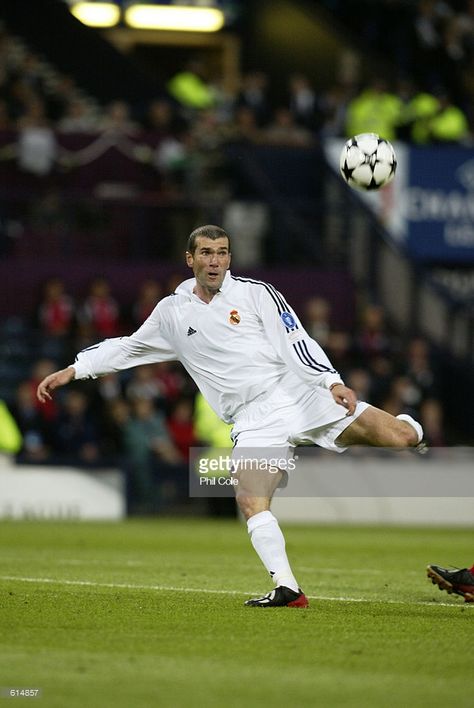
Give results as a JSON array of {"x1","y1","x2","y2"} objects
[
  {"x1": 247, "y1": 510, "x2": 299, "y2": 592},
  {"x1": 396, "y1": 414, "x2": 424, "y2": 443}
]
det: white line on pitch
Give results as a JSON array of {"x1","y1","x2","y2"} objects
[
  {"x1": 0, "y1": 575, "x2": 468, "y2": 608},
  {"x1": 0, "y1": 556, "x2": 391, "y2": 574}
]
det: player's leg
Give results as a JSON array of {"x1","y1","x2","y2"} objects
[
  {"x1": 335, "y1": 405, "x2": 422, "y2": 448},
  {"x1": 234, "y1": 465, "x2": 308, "y2": 607}
]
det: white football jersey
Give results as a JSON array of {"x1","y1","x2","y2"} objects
[{"x1": 71, "y1": 271, "x2": 342, "y2": 423}]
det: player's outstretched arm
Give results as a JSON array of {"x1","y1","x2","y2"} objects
[
  {"x1": 329, "y1": 383, "x2": 357, "y2": 416},
  {"x1": 37, "y1": 366, "x2": 76, "y2": 402}
]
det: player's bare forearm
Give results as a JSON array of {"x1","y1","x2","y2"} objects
[
  {"x1": 330, "y1": 383, "x2": 357, "y2": 415},
  {"x1": 36, "y1": 366, "x2": 76, "y2": 402}
]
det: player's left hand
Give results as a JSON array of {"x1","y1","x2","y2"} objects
[{"x1": 330, "y1": 383, "x2": 357, "y2": 416}]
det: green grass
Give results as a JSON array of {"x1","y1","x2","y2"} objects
[{"x1": 0, "y1": 519, "x2": 473, "y2": 708}]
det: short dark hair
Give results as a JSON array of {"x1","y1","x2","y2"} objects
[{"x1": 187, "y1": 225, "x2": 231, "y2": 254}]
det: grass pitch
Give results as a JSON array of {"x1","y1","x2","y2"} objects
[{"x1": 0, "y1": 519, "x2": 472, "y2": 708}]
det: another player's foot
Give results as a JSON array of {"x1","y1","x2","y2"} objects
[
  {"x1": 427, "y1": 564, "x2": 474, "y2": 602},
  {"x1": 244, "y1": 586, "x2": 309, "y2": 608}
]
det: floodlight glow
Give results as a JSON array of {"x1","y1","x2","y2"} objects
[
  {"x1": 70, "y1": 2, "x2": 121, "y2": 27},
  {"x1": 125, "y1": 4, "x2": 225, "y2": 32}
]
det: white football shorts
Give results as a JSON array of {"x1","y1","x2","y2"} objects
[{"x1": 231, "y1": 373, "x2": 369, "y2": 458}]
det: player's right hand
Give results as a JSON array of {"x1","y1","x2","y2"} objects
[
  {"x1": 329, "y1": 383, "x2": 357, "y2": 416},
  {"x1": 36, "y1": 366, "x2": 76, "y2": 402}
]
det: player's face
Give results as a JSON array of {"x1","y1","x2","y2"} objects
[{"x1": 186, "y1": 236, "x2": 231, "y2": 299}]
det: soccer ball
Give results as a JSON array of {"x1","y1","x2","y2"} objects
[{"x1": 339, "y1": 133, "x2": 397, "y2": 191}]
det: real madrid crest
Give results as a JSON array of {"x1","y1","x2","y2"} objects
[{"x1": 229, "y1": 309, "x2": 241, "y2": 325}]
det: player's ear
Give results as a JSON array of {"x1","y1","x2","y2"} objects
[{"x1": 185, "y1": 251, "x2": 193, "y2": 269}]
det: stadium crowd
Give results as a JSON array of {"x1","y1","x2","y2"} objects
[
  {"x1": 0, "y1": 6, "x2": 473, "y2": 158},
  {"x1": 0, "y1": 275, "x2": 446, "y2": 513},
  {"x1": 0, "y1": 4, "x2": 466, "y2": 513}
]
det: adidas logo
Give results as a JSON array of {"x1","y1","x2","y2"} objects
[{"x1": 187, "y1": 327, "x2": 197, "y2": 336}]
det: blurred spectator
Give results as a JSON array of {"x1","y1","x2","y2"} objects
[
  {"x1": 318, "y1": 82, "x2": 352, "y2": 138},
  {"x1": 28, "y1": 189, "x2": 67, "y2": 233},
  {"x1": 123, "y1": 397, "x2": 182, "y2": 511},
  {"x1": 191, "y1": 108, "x2": 226, "y2": 151},
  {"x1": 381, "y1": 374, "x2": 421, "y2": 418},
  {"x1": 16, "y1": 95, "x2": 50, "y2": 130},
  {"x1": 98, "y1": 99, "x2": 139, "y2": 135},
  {"x1": 14, "y1": 52, "x2": 46, "y2": 100},
  {"x1": 154, "y1": 362, "x2": 190, "y2": 402},
  {"x1": 188, "y1": 109, "x2": 231, "y2": 199},
  {"x1": 210, "y1": 78, "x2": 235, "y2": 124},
  {"x1": 419, "y1": 397, "x2": 445, "y2": 445},
  {"x1": 17, "y1": 121, "x2": 57, "y2": 176},
  {"x1": 356, "y1": 304, "x2": 393, "y2": 360},
  {"x1": 368, "y1": 355, "x2": 396, "y2": 408},
  {"x1": 236, "y1": 71, "x2": 270, "y2": 126},
  {"x1": 193, "y1": 392, "x2": 235, "y2": 517},
  {"x1": 36, "y1": 276, "x2": 75, "y2": 338},
  {"x1": 45, "y1": 75, "x2": 78, "y2": 123},
  {"x1": 101, "y1": 397, "x2": 130, "y2": 462},
  {"x1": 96, "y1": 373, "x2": 123, "y2": 404},
  {"x1": 404, "y1": 337, "x2": 438, "y2": 398},
  {"x1": 79, "y1": 277, "x2": 120, "y2": 339},
  {"x1": 35, "y1": 276, "x2": 75, "y2": 361},
  {"x1": 346, "y1": 368, "x2": 373, "y2": 403},
  {"x1": 304, "y1": 296, "x2": 331, "y2": 347},
  {"x1": 167, "y1": 397, "x2": 197, "y2": 460},
  {"x1": 27, "y1": 359, "x2": 59, "y2": 423},
  {"x1": 165, "y1": 273, "x2": 186, "y2": 296},
  {"x1": 428, "y1": 89, "x2": 470, "y2": 142},
  {"x1": 10, "y1": 382, "x2": 51, "y2": 462},
  {"x1": 413, "y1": 0, "x2": 452, "y2": 87},
  {"x1": 194, "y1": 392, "x2": 232, "y2": 448},
  {"x1": 132, "y1": 279, "x2": 162, "y2": 326},
  {"x1": 126, "y1": 364, "x2": 164, "y2": 404},
  {"x1": 0, "y1": 398, "x2": 22, "y2": 455},
  {"x1": 144, "y1": 98, "x2": 183, "y2": 135},
  {"x1": 58, "y1": 98, "x2": 98, "y2": 133},
  {"x1": 69, "y1": 321, "x2": 99, "y2": 361},
  {"x1": 345, "y1": 77, "x2": 402, "y2": 141},
  {"x1": 7, "y1": 76, "x2": 39, "y2": 123},
  {"x1": 54, "y1": 389, "x2": 100, "y2": 465},
  {"x1": 167, "y1": 59, "x2": 215, "y2": 112},
  {"x1": 153, "y1": 132, "x2": 190, "y2": 193},
  {"x1": 226, "y1": 106, "x2": 262, "y2": 144},
  {"x1": 396, "y1": 79, "x2": 440, "y2": 143},
  {"x1": 458, "y1": 0, "x2": 474, "y2": 42},
  {"x1": 325, "y1": 330, "x2": 354, "y2": 375},
  {"x1": 443, "y1": 15, "x2": 468, "y2": 75},
  {"x1": 0, "y1": 29, "x2": 17, "y2": 79},
  {"x1": 222, "y1": 200, "x2": 268, "y2": 267},
  {"x1": 288, "y1": 74, "x2": 320, "y2": 131},
  {"x1": 263, "y1": 108, "x2": 314, "y2": 147}
]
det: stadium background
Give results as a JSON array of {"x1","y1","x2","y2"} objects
[
  {"x1": 0, "y1": 2, "x2": 473, "y2": 707},
  {"x1": 0, "y1": 0, "x2": 473, "y2": 515}
]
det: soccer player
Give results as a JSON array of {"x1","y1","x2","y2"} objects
[
  {"x1": 37, "y1": 225, "x2": 424, "y2": 608},
  {"x1": 427, "y1": 564, "x2": 474, "y2": 603}
]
